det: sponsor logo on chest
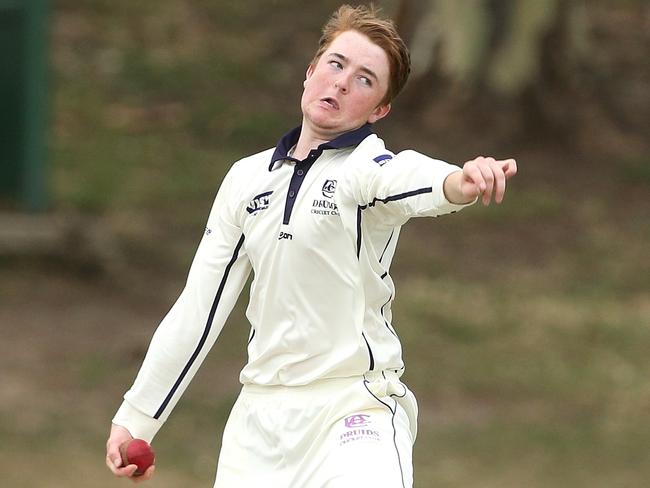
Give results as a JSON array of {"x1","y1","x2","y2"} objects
[{"x1": 246, "y1": 191, "x2": 273, "y2": 215}]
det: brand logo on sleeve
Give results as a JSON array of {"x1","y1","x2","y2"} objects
[
  {"x1": 246, "y1": 191, "x2": 273, "y2": 214},
  {"x1": 373, "y1": 154, "x2": 393, "y2": 166},
  {"x1": 322, "y1": 180, "x2": 337, "y2": 198}
]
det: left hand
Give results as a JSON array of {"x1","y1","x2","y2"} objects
[{"x1": 446, "y1": 156, "x2": 518, "y2": 206}]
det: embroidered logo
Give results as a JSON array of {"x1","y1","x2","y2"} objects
[
  {"x1": 339, "y1": 414, "x2": 380, "y2": 445},
  {"x1": 311, "y1": 198, "x2": 338, "y2": 216},
  {"x1": 373, "y1": 154, "x2": 393, "y2": 166},
  {"x1": 246, "y1": 191, "x2": 273, "y2": 214},
  {"x1": 344, "y1": 414, "x2": 370, "y2": 428},
  {"x1": 322, "y1": 180, "x2": 337, "y2": 198}
]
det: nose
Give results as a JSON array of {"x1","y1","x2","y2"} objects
[{"x1": 334, "y1": 75, "x2": 349, "y2": 94}]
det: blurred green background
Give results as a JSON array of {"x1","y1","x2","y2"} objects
[{"x1": 1, "y1": 1, "x2": 649, "y2": 487}]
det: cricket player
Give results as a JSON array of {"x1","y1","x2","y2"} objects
[{"x1": 106, "y1": 4, "x2": 517, "y2": 486}]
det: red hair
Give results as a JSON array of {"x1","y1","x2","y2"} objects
[{"x1": 312, "y1": 4, "x2": 411, "y2": 105}]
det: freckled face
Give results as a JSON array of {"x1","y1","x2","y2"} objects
[{"x1": 301, "y1": 30, "x2": 392, "y2": 138}]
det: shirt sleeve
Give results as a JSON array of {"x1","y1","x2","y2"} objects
[
  {"x1": 112, "y1": 164, "x2": 251, "y2": 442},
  {"x1": 340, "y1": 148, "x2": 475, "y2": 227}
]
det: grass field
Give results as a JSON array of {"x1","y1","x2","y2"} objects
[{"x1": 1, "y1": 1, "x2": 649, "y2": 487}]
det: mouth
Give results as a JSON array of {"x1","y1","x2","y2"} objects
[{"x1": 320, "y1": 97, "x2": 339, "y2": 110}]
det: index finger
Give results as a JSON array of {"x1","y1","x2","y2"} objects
[
  {"x1": 500, "y1": 158, "x2": 517, "y2": 178},
  {"x1": 105, "y1": 444, "x2": 123, "y2": 474},
  {"x1": 105, "y1": 454, "x2": 138, "y2": 478}
]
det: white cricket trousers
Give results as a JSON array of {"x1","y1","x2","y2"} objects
[{"x1": 213, "y1": 371, "x2": 418, "y2": 488}]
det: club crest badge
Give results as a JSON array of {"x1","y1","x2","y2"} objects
[
  {"x1": 344, "y1": 414, "x2": 370, "y2": 428},
  {"x1": 322, "y1": 180, "x2": 337, "y2": 198}
]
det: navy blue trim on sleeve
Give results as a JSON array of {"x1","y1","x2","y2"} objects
[
  {"x1": 356, "y1": 187, "x2": 433, "y2": 257},
  {"x1": 360, "y1": 187, "x2": 433, "y2": 210},
  {"x1": 154, "y1": 234, "x2": 246, "y2": 420}
]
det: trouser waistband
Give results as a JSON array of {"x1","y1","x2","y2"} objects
[{"x1": 241, "y1": 371, "x2": 403, "y2": 397}]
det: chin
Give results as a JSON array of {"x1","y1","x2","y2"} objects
[{"x1": 306, "y1": 113, "x2": 340, "y2": 131}]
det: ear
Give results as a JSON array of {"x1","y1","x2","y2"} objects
[
  {"x1": 367, "y1": 103, "x2": 391, "y2": 124},
  {"x1": 303, "y1": 64, "x2": 315, "y2": 87}
]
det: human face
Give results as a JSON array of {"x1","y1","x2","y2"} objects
[{"x1": 301, "y1": 30, "x2": 392, "y2": 139}]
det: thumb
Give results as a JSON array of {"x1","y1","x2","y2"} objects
[
  {"x1": 113, "y1": 456, "x2": 123, "y2": 468},
  {"x1": 462, "y1": 179, "x2": 482, "y2": 199}
]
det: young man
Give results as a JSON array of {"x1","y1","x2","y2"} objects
[{"x1": 106, "y1": 5, "x2": 516, "y2": 487}]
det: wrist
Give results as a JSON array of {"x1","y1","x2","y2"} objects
[{"x1": 443, "y1": 171, "x2": 473, "y2": 204}]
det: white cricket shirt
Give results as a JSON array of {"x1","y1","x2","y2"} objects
[{"x1": 113, "y1": 124, "x2": 473, "y2": 441}]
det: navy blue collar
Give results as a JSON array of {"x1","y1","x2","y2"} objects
[{"x1": 269, "y1": 123, "x2": 374, "y2": 171}]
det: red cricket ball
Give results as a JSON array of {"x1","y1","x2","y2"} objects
[{"x1": 119, "y1": 439, "x2": 155, "y2": 476}]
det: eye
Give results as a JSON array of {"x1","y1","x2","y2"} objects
[
  {"x1": 359, "y1": 75, "x2": 372, "y2": 86},
  {"x1": 329, "y1": 60, "x2": 343, "y2": 70}
]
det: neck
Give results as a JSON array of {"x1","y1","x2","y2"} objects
[
  {"x1": 292, "y1": 122, "x2": 334, "y2": 161},
  {"x1": 293, "y1": 117, "x2": 356, "y2": 160}
]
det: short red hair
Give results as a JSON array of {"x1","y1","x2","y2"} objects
[{"x1": 311, "y1": 4, "x2": 411, "y2": 105}]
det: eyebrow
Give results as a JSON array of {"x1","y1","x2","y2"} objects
[{"x1": 329, "y1": 52, "x2": 379, "y2": 81}]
